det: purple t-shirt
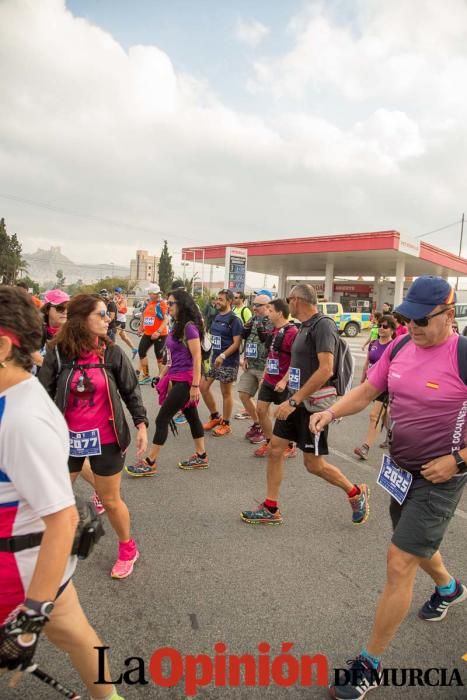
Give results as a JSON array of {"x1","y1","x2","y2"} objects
[
  {"x1": 367, "y1": 340, "x2": 392, "y2": 370},
  {"x1": 368, "y1": 333, "x2": 467, "y2": 475},
  {"x1": 165, "y1": 323, "x2": 200, "y2": 376}
]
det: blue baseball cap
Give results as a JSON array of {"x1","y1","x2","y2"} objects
[
  {"x1": 114, "y1": 287, "x2": 123, "y2": 293},
  {"x1": 395, "y1": 276, "x2": 456, "y2": 319},
  {"x1": 254, "y1": 288, "x2": 273, "y2": 299}
]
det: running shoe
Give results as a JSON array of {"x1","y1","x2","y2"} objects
[
  {"x1": 125, "y1": 458, "x2": 158, "y2": 477},
  {"x1": 329, "y1": 655, "x2": 382, "y2": 699},
  {"x1": 131, "y1": 347, "x2": 138, "y2": 359},
  {"x1": 174, "y1": 412, "x2": 188, "y2": 425},
  {"x1": 138, "y1": 376, "x2": 152, "y2": 385},
  {"x1": 245, "y1": 423, "x2": 261, "y2": 440},
  {"x1": 234, "y1": 410, "x2": 251, "y2": 420},
  {"x1": 203, "y1": 416, "x2": 222, "y2": 431},
  {"x1": 379, "y1": 438, "x2": 389, "y2": 449},
  {"x1": 91, "y1": 491, "x2": 105, "y2": 515},
  {"x1": 240, "y1": 503, "x2": 283, "y2": 525},
  {"x1": 111, "y1": 539, "x2": 139, "y2": 579},
  {"x1": 418, "y1": 580, "x2": 467, "y2": 621},
  {"x1": 354, "y1": 444, "x2": 369, "y2": 460},
  {"x1": 349, "y1": 484, "x2": 370, "y2": 525},
  {"x1": 283, "y1": 444, "x2": 297, "y2": 459},
  {"x1": 178, "y1": 454, "x2": 209, "y2": 470},
  {"x1": 254, "y1": 442, "x2": 270, "y2": 457},
  {"x1": 212, "y1": 420, "x2": 232, "y2": 437},
  {"x1": 249, "y1": 427, "x2": 266, "y2": 444}
]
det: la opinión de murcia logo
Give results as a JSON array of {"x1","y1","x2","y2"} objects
[{"x1": 94, "y1": 645, "x2": 465, "y2": 696}]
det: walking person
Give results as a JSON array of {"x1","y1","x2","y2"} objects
[
  {"x1": 201, "y1": 289, "x2": 243, "y2": 437},
  {"x1": 39, "y1": 294, "x2": 148, "y2": 579},
  {"x1": 100, "y1": 289, "x2": 118, "y2": 342},
  {"x1": 126, "y1": 289, "x2": 207, "y2": 475},
  {"x1": 241, "y1": 284, "x2": 369, "y2": 525},
  {"x1": 254, "y1": 298, "x2": 298, "y2": 458},
  {"x1": 0, "y1": 286, "x2": 124, "y2": 700},
  {"x1": 238, "y1": 292, "x2": 274, "y2": 445},
  {"x1": 137, "y1": 284, "x2": 168, "y2": 384},
  {"x1": 31, "y1": 289, "x2": 70, "y2": 371},
  {"x1": 114, "y1": 287, "x2": 138, "y2": 358},
  {"x1": 353, "y1": 314, "x2": 396, "y2": 461},
  {"x1": 232, "y1": 291, "x2": 252, "y2": 325},
  {"x1": 310, "y1": 277, "x2": 467, "y2": 699},
  {"x1": 361, "y1": 311, "x2": 382, "y2": 351}
]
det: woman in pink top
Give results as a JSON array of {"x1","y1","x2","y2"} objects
[
  {"x1": 393, "y1": 312, "x2": 409, "y2": 336},
  {"x1": 40, "y1": 295, "x2": 148, "y2": 580}
]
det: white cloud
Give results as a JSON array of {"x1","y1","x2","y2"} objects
[
  {"x1": 234, "y1": 17, "x2": 270, "y2": 47},
  {"x1": 0, "y1": 0, "x2": 466, "y2": 274}
]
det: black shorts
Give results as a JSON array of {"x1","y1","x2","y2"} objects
[
  {"x1": 257, "y1": 381, "x2": 288, "y2": 406},
  {"x1": 389, "y1": 476, "x2": 466, "y2": 558},
  {"x1": 138, "y1": 334, "x2": 167, "y2": 360},
  {"x1": 273, "y1": 405, "x2": 329, "y2": 454},
  {"x1": 68, "y1": 443, "x2": 125, "y2": 477},
  {"x1": 117, "y1": 320, "x2": 126, "y2": 330}
]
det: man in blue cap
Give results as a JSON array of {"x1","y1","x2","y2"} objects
[{"x1": 310, "y1": 276, "x2": 467, "y2": 699}]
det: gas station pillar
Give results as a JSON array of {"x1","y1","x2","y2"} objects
[
  {"x1": 394, "y1": 258, "x2": 405, "y2": 307},
  {"x1": 324, "y1": 262, "x2": 334, "y2": 301},
  {"x1": 277, "y1": 263, "x2": 287, "y2": 298}
]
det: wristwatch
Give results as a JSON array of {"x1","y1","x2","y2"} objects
[
  {"x1": 24, "y1": 598, "x2": 55, "y2": 617},
  {"x1": 220, "y1": 353, "x2": 226, "y2": 360},
  {"x1": 452, "y1": 451, "x2": 467, "y2": 474},
  {"x1": 288, "y1": 398, "x2": 299, "y2": 408}
]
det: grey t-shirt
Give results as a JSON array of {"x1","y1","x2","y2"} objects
[{"x1": 288, "y1": 314, "x2": 338, "y2": 391}]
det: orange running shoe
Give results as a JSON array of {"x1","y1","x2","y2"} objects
[
  {"x1": 254, "y1": 442, "x2": 270, "y2": 457},
  {"x1": 212, "y1": 420, "x2": 232, "y2": 437},
  {"x1": 203, "y1": 416, "x2": 222, "y2": 431},
  {"x1": 283, "y1": 445, "x2": 297, "y2": 459}
]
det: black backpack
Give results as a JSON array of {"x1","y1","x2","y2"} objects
[
  {"x1": 304, "y1": 315, "x2": 355, "y2": 396},
  {"x1": 389, "y1": 333, "x2": 467, "y2": 383}
]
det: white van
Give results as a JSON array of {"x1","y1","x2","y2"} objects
[{"x1": 455, "y1": 303, "x2": 467, "y2": 334}]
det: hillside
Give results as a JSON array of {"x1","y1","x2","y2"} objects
[{"x1": 24, "y1": 247, "x2": 130, "y2": 284}]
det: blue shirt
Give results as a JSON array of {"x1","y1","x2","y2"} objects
[{"x1": 210, "y1": 312, "x2": 243, "y2": 368}]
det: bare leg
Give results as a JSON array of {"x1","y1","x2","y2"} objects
[
  {"x1": 220, "y1": 382, "x2": 234, "y2": 421},
  {"x1": 200, "y1": 376, "x2": 217, "y2": 414},
  {"x1": 44, "y1": 582, "x2": 114, "y2": 699},
  {"x1": 93, "y1": 472, "x2": 131, "y2": 542},
  {"x1": 366, "y1": 544, "x2": 420, "y2": 656},
  {"x1": 418, "y1": 550, "x2": 452, "y2": 587},
  {"x1": 118, "y1": 328, "x2": 134, "y2": 350},
  {"x1": 80, "y1": 458, "x2": 96, "y2": 488},
  {"x1": 303, "y1": 453, "x2": 355, "y2": 493},
  {"x1": 266, "y1": 435, "x2": 289, "y2": 501},
  {"x1": 239, "y1": 391, "x2": 259, "y2": 423},
  {"x1": 257, "y1": 400, "x2": 272, "y2": 439},
  {"x1": 363, "y1": 401, "x2": 384, "y2": 448}
]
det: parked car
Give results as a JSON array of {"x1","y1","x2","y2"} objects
[{"x1": 317, "y1": 302, "x2": 371, "y2": 337}]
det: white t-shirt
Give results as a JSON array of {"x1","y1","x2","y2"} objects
[{"x1": 0, "y1": 377, "x2": 77, "y2": 616}]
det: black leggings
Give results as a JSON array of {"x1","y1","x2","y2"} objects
[{"x1": 153, "y1": 381, "x2": 204, "y2": 445}]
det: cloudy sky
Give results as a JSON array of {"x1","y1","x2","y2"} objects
[{"x1": 1, "y1": 0, "x2": 466, "y2": 277}]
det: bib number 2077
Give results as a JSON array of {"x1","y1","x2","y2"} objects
[{"x1": 69, "y1": 429, "x2": 102, "y2": 458}]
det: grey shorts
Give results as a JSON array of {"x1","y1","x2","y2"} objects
[
  {"x1": 390, "y1": 476, "x2": 466, "y2": 558},
  {"x1": 207, "y1": 364, "x2": 239, "y2": 384},
  {"x1": 237, "y1": 368, "x2": 264, "y2": 396}
]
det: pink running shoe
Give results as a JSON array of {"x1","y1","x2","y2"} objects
[
  {"x1": 91, "y1": 491, "x2": 105, "y2": 515},
  {"x1": 111, "y1": 539, "x2": 139, "y2": 579}
]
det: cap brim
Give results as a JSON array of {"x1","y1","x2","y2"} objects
[{"x1": 394, "y1": 299, "x2": 437, "y2": 319}]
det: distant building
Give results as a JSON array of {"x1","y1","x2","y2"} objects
[{"x1": 130, "y1": 250, "x2": 160, "y2": 284}]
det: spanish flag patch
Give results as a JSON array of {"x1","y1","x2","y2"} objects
[{"x1": 426, "y1": 382, "x2": 439, "y2": 390}]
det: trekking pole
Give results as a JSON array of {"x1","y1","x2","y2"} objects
[{"x1": 30, "y1": 666, "x2": 81, "y2": 699}]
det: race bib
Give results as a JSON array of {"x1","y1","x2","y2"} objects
[
  {"x1": 69, "y1": 429, "x2": 102, "y2": 458},
  {"x1": 212, "y1": 335, "x2": 221, "y2": 350},
  {"x1": 288, "y1": 367, "x2": 300, "y2": 391},
  {"x1": 143, "y1": 316, "x2": 155, "y2": 326},
  {"x1": 267, "y1": 358, "x2": 280, "y2": 375},
  {"x1": 245, "y1": 342, "x2": 258, "y2": 359},
  {"x1": 377, "y1": 455, "x2": 413, "y2": 505}
]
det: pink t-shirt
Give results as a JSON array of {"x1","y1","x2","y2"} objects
[
  {"x1": 64, "y1": 352, "x2": 117, "y2": 445},
  {"x1": 395, "y1": 325, "x2": 408, "y2": 336},
  {"x1": 368, "y1": 334, "x2": 467, "y2": 474}
]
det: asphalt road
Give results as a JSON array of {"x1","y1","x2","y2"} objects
[{"x1": 3, "y1": 334, "x2": 467, "y2": 699}]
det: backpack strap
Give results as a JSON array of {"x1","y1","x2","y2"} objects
[
  {"x1": 240, "y1": 306, "x2": 249, "y2": 323},
  {"x1": 389, "y1": 334, "x2": 411, "y2": 361}
]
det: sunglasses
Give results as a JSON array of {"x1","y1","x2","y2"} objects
[
  {"x1": 253, "y1": 303, "x2": 267, "y2": 308},
  {"x1": 95, "y1": 310, "x2": 110, "y2": 319},
  {"x1": 401, "y1": 308, "x2": 449, "y2": 327},
  {"x1": 167, "y1": 300, "x2": 177, "y2": 307},
  {"x1": 378, "y1": 323, "x2": 391, "y2": 329},
  {"x1": 54, "y1": 304, "x2": 68, "y2": 313}
]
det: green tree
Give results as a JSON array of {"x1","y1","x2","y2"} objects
[
  {"x1": 158, "y1": 240, "x2": 174, "y2": 294},
  {"x1": 0, "y1": 219, "x2": 28, "y2": 284},
  {"x1": 18, "y1": 275, "x2": 40, "y2": 295},
  {"x1": 56, "y1": 269, "x2": 66, "y2": 289}
]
